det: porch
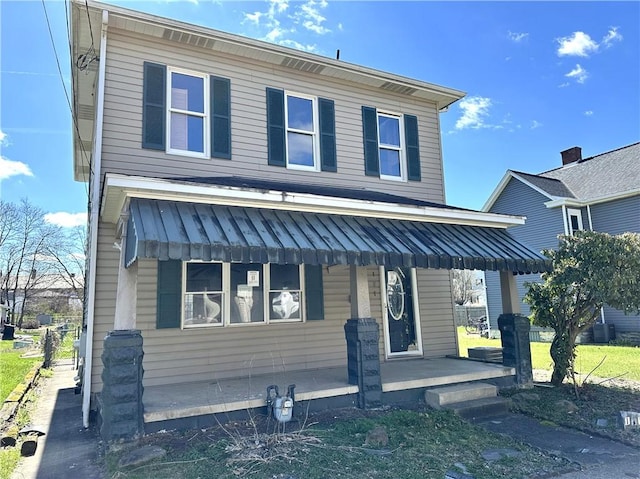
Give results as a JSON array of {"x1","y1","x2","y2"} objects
[{"x1": 142, "y1": 357, "x2": 515, "y2": 429}]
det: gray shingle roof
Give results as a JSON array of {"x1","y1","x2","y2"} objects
[{"x1": 516, "y1": 142, "x2": 640, "y2": 201}]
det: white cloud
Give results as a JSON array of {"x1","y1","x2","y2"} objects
[
  {"x1": 279, "y1": 39, "x2": 317, "y2": 53},
  {"x1": 584, "y1": 110, "x2": 594, "y2": 116},
  {"x1": 296, "y1": 0, "x2": 330, "y2": 34},
  {"x1": 265, "y1": 25, "x2": 286, "y2": 42},
  {"x1": 602, "y1": 27, "x2": 622, "y2": 48},
  {"x1": 557, "y1": 31, "x2": 598, "y2": 57},
  {"x1": 558, "y1": 82, "x2": 570, "y2": 88},
  {"x1": 508, "y1": 31, "x2": 528, "y2": 43},
  {"x1": 565, "y1": 64, "x2": 588, "y2": 84},
  {"x1": 0, "y1": 156, "x2": 33, "y2": 180},
  {"x1": 530, "y1": 120, "x2": 542, "y2": 129},
  {"x1": 455, "y1": 96, "x2": 493, "y2": 130},
  {"x1": 244, "y1": 11, "x2": 263, "y2": 25},
  {"x1": 44, "y1": 212, "x2": 87, "y2": 228},
  {"x1": 269, "y1": 0, "x2": 289, "y2": 16},
  {"x1": 0, "y1": 129, "x2": 7, "y2": 147}
]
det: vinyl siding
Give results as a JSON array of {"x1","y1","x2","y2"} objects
[
  {"x1": 591, "y1": 196, "x2": 640, "y2": 332},
  {"x1": 485, "y1": 178, "x2": 564, "y2": 328},
  {"x1": 100, "y1": 28, "x2": 446, "y2": 204},
  {"x1": 90, "y1": 255, "x2": 458, "y2": 391}
]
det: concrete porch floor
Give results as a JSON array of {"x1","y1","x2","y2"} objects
[{"x1": 143, "y1": 357, "x2": 515, "y2": 424}]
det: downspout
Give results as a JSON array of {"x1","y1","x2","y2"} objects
[{"x1": 83, "y1": 9, "x2": 108, "y2": 429}]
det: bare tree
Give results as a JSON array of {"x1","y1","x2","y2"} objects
[
  {"x1": 451, "y1": 269, "x2": 475, "y2": 306},
  {"x1": 0, "y1": 199, "x2": 67, "y2": 327}
]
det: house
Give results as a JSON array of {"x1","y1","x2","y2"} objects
[
  {"x1": 71, "y1": 0, "x2": 550, "y2": 439},
  {"x1": 483, "y1": 143, "x2": 640, "y2": 338}
]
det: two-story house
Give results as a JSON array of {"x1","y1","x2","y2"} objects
[
  {"x1": 483, "y1": 143, "x2": 640, "y2": 339},
  {"x1": 71, "y1": 0, "x2": 549, "y2": 438}
]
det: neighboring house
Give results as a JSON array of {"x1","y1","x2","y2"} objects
[
  {"x1": 484, "y1": 143, "x2": 640, "y2": 336},
  {"x1": 71, "y1": 0, "x2": 549, "y2": 437}
]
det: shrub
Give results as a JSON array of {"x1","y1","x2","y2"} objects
[{"x1": 21, "y1": 319, "x2": 40, "y2": 330}]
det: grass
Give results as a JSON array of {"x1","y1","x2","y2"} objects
[
  {"x1": 457, "y1": 327, "x2": 640, "y2": 382},
  {"x1": 0, "y1": 341, "x2": 41, "y2": 404},
  {"x1": 106, "y1": 409, "x2": 574, "y2": 479}
]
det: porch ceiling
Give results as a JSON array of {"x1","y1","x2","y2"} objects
[{"x1": 125, "y1": 198, "x2": 551, "y2": 273}]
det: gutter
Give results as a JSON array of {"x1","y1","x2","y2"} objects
[{"x1": 83, "y1": 9, "x2": 108, "y2": 429}]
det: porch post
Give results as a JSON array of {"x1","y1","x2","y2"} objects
[
  {"x1": 100, "y1": 208, "x2": 145, "y2": 442},
  {"x1": 344, "y1": 265, "x2": 382, "y2": 409},
  {"x1": 499, "y1": 270, "x2": 521, "y2": 314}
]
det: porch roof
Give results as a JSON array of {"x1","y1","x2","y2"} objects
[{"x1": 125, "y1": 198, "x2": 550, "y2": 274}]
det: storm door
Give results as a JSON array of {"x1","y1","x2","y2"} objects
[{"x1": 381, "y1": 267, "x2": 422, "y2": 357}]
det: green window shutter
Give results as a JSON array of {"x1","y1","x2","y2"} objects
[
  {"x1": 156, "y1": 260, "x2": 182, "y2": 329},
  {"x1": 318, "y1": 98, "x2": 337, "y2": 172},
  {"x1": 142, "y1": 62, "x2": 166, "y2": 150},
  {"x1": 211, "y1": 76, "x2": 231, "y2": 159},
  {"x1": 404, "y1": 114, "x2": 421, "y2": 181},
  {"x1": 304, "y1": 264, "x2": 324, "y2": 320},
  {"x1": 266, "y1": 87, "x2": 286, "y2": 167},
  {"x1": 362, "y1": 106, "x2": 379, "y2": 176}
]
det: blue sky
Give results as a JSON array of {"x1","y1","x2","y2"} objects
[{"x1": 1, "y1": 1, "x2": 638, "y2": 227}]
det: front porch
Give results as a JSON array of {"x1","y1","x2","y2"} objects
[{"x1": 142, "y1": 357, "x2": 515, "y2": 431}]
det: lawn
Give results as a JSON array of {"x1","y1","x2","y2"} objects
[
  {"x1": 457, "y1": 327, "x2": 640, "y2": 382},
  {"x1": 0, "y1": 339, "x2": 41, "y2": 404}
]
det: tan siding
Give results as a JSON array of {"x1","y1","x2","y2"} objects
[
  {"x1": 416, "y1": 269, "x2": 457, "y2": 358},
  {"x1": 100, "y1": 29, "x2": 445, "y2": 204}
]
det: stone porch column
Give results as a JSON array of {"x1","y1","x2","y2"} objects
[{"x1": 344, "y1": 265, "x2": 382, "y2": 409}]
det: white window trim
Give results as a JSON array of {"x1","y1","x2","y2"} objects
[
  {"x1": 377, "y1": 111, "x2": 406, "y2": 182},
  {"x1": 181, "y1": 262, "x2": 306, "y2": 328},
  {"x1": 166, "y1": 67, "x2": 210, "y2": 159},
  {"x1": 567, "y1": 208, "x2": 584, "y2": 235},
  {"x1": 284, "y1": 91, "x2": 320, "y2": 172}
]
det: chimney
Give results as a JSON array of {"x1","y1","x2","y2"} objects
[{"x1": 561, "y1": 146, "x2": 582, "y2": 165}]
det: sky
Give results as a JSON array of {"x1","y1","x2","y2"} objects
[{"x1": 1, "y1": 0, "x2": 638, "y2": 229}]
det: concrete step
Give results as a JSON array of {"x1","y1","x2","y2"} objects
[
  {"x1": 447, "y1": 396, "x2": 512, "y2": 421},
  {"x1": 425, "y1": 382, "x2": 497, "y2": 409}
]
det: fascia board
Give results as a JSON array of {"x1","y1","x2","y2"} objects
[
  {"x1": 544, "y1": 188, "x2": 640, "y2": 209},
  {"x1": 483, "y1": 171, "x2": 560, "y2": 212},
  {"x1": 102, "y1": 174, "x2": 526, "y2": 228}
]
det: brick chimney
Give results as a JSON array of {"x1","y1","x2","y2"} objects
[{"x1": 561, "y1": 146, "x2": 582, "y2": 165}]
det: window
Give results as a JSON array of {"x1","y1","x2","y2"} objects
[
  {"x1": 362, "y1": 107, "x2": 421, "y2": 181},
  {"x1": 142, "y1": 62, "x2": 231, "y2": 159},
  {"x1": 179, "y1": 262, "x2": 307, "y2": 328},
  {"x1": 168, "y1": 69, "x2": 207, "y2": 156},
  {"x1": 567, "y1": 208, "x2": 584, "y2": 235},
  {"x1": 266, "y1": 88, "x2": 336, "y2": 172},
  {"x1": 377, "y1": 113, "x2": 403, "y2": 178}
]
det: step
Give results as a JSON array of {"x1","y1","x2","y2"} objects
[
  {"x1": 447, "y1": 396, "x2": 512, "y2": 421},
  {"x1": 425, "y1": 382, "x2": 497, "y2": 409}
]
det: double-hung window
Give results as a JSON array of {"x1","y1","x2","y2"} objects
[
  {"x1": 567, "y1": 208, "x2": 584, "y2": 235},
  {"x1": 142, "y1": 62, "x2": 231, "y2": 159},
  {"x1": 266, "y1": 87, "x2": 336, "y2": 172},
  {"x1": 362, "y1": 106, "x2": 421, "y2": 182},
  {"x1": 285, "y1": 93, "x2": 318, "y2": 169},
  {"x1": 167, "y1": 68, "x2": 208, "y2": 157},
  {"x1": 377, "y1": 112, "x2": 404, "y2": 179}
]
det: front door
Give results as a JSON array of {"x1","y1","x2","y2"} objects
[{"x1": 382, "y1": 267, "x2": 422, "y2": 357}]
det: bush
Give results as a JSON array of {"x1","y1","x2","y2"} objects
[{"x1": 21, "y1": 319, "x2": 40, "y2": 330}]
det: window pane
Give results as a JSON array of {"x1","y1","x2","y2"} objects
[
  {"x1": 171, "y1": 73, "x2": 204, "y2": 113},
  {"x1": 378, "y1": 116, "x2": 400, "y2": 147},
  {"x1": 380, "y1": 149, "x2": 401, "y2": 177},
  {"x1": 287, "y1": 132, "x2": 314, "y2": 166},
  {"x1": 270, "y1": 264, "x2": 300, "y2": 290},
  {"x1": 184, "y1": 293, "x2": 222, "y2": 326},
  {"x1": 171, "y1": 113, "x2": 204, "y2": 153},
  {"x1": 287, "y1": 96, "x2": 313, "y2": 132},
  {"x1": 270, "y1": 291, "x2": 301, "y2": 320},
  {"x1": 186, "y1": 263, "x2": 222, "y2": 292},
  {"x1": 230, "y1": 264, "x2": 264, "y2": 323}
]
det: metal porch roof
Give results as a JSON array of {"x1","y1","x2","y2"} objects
[{"x1": 125, "y1": 199, "x2": 551, "y2": 274}]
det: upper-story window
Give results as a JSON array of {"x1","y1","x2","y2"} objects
[
  {"x1": 168, "y1": 69, "x2": 207, "y2": 157},
  {"x1": 377, "y1": 112, "x2": 404, "y2": 179},
  {"x1": 285, "y1": 93, "x2": 318, "y2": 170},
  {"x1": 142, "y1": 62, "x2": 231, "y2": 159},
  {"x1": 266, "y1": 87, "x2": 336, "y2": 172},
  {"x1": 567, "y1": 208, "x2": 584, "y2": 235},
  {"x1": 362, "y1": 106, "x2": 421, "y2": 182}
]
